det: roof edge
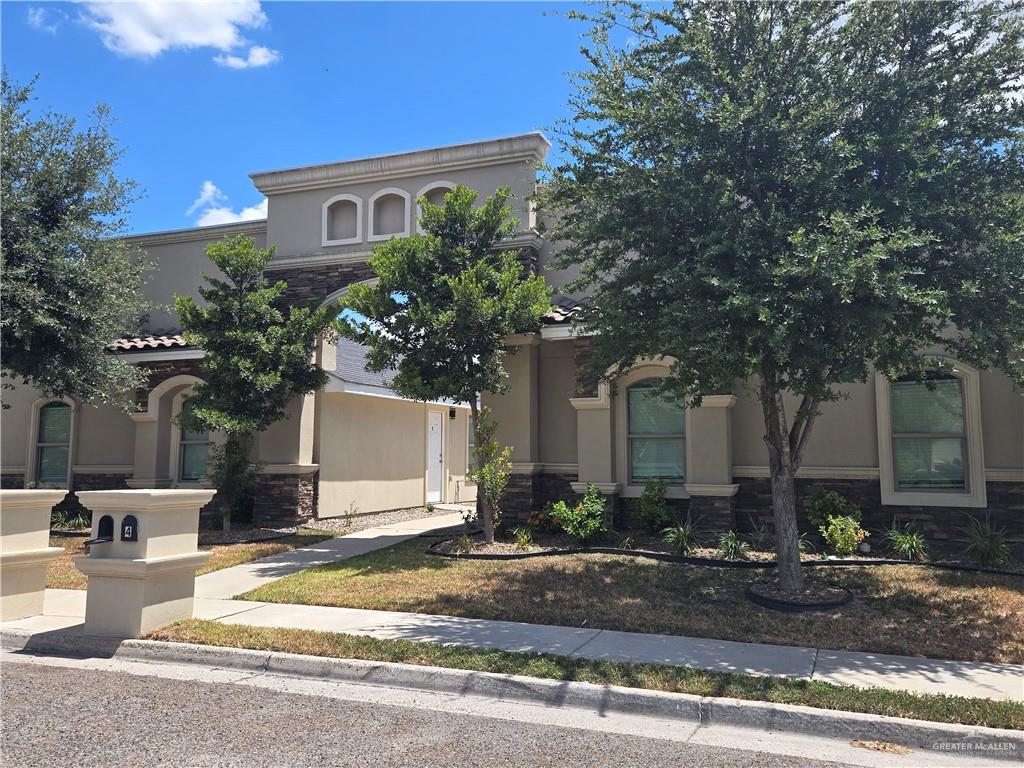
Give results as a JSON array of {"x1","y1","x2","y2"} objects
[
  {"x1": 122, "y1": 219, "x2": 267, "y2": 247},
  {"x1": 250, "y1": 133, "x2": 550, "y2": 195}
]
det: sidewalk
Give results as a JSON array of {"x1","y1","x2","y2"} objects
[
  {"x1": 5, "y1": 505, "x2": 1021, "y2": 705},
  {"x1": 194, "y1": 509, "x2": 466, "y2": 599}
]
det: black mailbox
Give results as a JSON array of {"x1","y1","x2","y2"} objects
[
  {"x1": 84, "y1": 515, "x2": 115, "y2": 551},
  {"x1": 120, "y1": 515, "x2": 139, "y2": 542}
]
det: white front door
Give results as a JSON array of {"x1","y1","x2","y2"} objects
[{"x1": 426, "y1": 411, "x2": 444, "y2": 503}]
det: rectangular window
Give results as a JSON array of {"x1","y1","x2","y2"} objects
[
  {"x1": 36, "y1": 402, "x2": 71, "y2": 484},
  {"x1": 628, "y1": 380, "x2": 685, "y2": 484},
  {"x1": 178, "y1": 398, "x2": 209, "y2": 482},
  {"x1": 891, "y1": 378, "x2": 966, "y2": 491}
]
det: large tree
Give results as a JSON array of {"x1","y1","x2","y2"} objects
[
  {"x1": 175, "y1": 235, "x2": 338, "y2": 531},
  {"x1": 1, "y1": 72, "x2": 150, "y2": 408},
  {"x1": 339, "y1": 186, "x2": 551, "y2": 543},
  {"x1": 543, "y1": 1, "x2": 1024, "y2": 590}
]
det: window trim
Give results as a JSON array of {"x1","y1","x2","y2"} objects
[
  {"x1": 875, "y1": 359, "x2": 987, "y2": 508},
  {"x1": 26, "y1": 396, "x2": 76, "y2": 489},
  {"x1": 169, "y1": 388, "x2": 213, "y2": 488},
  {"x1": 367, "y1": 187, "x2": 411, "y2": 242},
  {"x1": 415, "y1": 180, "x2": 456, "y2": 233},
  {"x1": 614, "y1": 364, "x2": 692, "y2": 498},
  {"x1": 321, "y1": 193, "x2": 363, "y2": 247}
]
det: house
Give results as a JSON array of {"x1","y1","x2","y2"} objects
[
  {"x1": 3, "y1": 131, "x2": 1021, "y2": 538},
  {"x1": 1, "y1": 134, "x2": 563, "y2": 523}
]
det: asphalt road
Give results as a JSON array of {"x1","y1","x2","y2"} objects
[{"x1": 2, "y1": 662, "x2": 854, "y2": 768}]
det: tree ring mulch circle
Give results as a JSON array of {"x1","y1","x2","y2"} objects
[{"x1": 745, "y1": 578, "x2": 853, "y2": 613}]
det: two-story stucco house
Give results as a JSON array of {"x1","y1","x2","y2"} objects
[
  {"x1": 3, "y1": 131, "x2": 1022, "y2": 541},
  {"x1": 1, "y1": 134, "x2": 560, "y2": 523}
]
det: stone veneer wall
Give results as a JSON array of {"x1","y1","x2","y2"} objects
[
  {"x1": 734, "y1": 476, "x2": 1024, "y2": 542},
  {"x1": 1, "y1": 473, "x2": 25, "y2": 489},
  {"x1": 271, "y1": 262, "x2": 375, "y2": 307},
  {"x1": 254, "y1": 471, "x2": 319, "y2": 526},
  {"x1": 135, "y1": 358, "x2": 206, "y2": 408},
  {"x1": 502, "y1": 472, "x2": 577, "y2": 521}
]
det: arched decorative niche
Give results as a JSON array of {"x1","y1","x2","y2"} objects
[
  {"x1": 415, "y1": 180, "x2": 456, "y2": 232},
  {"x1": 322, "y1": 193, "x2": 363, "y2": 247},
  {"x1": 368, "y1": 188, "x2": 411, "y2": 241}
]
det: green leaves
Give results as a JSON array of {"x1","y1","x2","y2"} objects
[
  {"x1": 338, "y1": 185, "x2": 551, "y2": 405},
  {"x1": 0, "y1": 71, "x2": 149, "y2": 409},
  {"x1": 174, "y1": 235, "x2": 337, "y2": 435}
]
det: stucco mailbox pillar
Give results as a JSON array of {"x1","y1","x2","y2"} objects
[
  {"x1": 0, "y1": 490, "x2": 66, "y2": 621},
  {"x1": 73, "y1": 489, "x2": 214, "y2": 638}
]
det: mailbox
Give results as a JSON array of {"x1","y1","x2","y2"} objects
[
  {"x1": 73, "y1": 489, "x2": 214, "y2": 638},
  {"x1": 120, "y1": 515, "x2": 138, "y2": 542}
]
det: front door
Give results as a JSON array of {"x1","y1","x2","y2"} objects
[{"x1": 426, "y1": 411, "x2": 444, "y2": 503}]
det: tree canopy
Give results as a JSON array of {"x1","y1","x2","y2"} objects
[
  {"x1": 1, "y1": 72, "x2": 150, "y2": 408},
  {"x1": 339, "y1": 185, "x2": 550, "y2": 540},
  {"x1": 543, "y1": 0, "x2": 1024, "y2": 589}
]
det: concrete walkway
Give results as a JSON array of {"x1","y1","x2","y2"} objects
[
  {"x1": 6, "y1": 588, "x2": 1022, "y2": 703},
  {"x1": 194, "y1": 510, "x2": 465, "y2": 599}
]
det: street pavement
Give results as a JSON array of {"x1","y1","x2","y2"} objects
[{"x1": 2, "y1": 652, "x2": 996, "y2": 768}]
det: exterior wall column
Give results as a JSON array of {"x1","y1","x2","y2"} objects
[
  {"x1": 127, "y1": 405, "x2": 172, "y2": 489},
  {"x1": 254, "y1": 392, "x2": 319, "y2": 524},
  {"x1": 484, "y1": 335, "x2": 540, "y2": 517},
  {"x1": 570, "y1": 382, "x2": 619, "y2": 515},
  {"x1": 684, "y1": 394, "x2": 738, "y2": 531}
]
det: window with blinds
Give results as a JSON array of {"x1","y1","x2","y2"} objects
[
  {"x1": 890, "y1": 378, "x2": 966, "y2": 491},
  {"x1": 627, "y1": 378, "x2": 685, "y2": 484},
  {"x1": 36, "y1": 402, "x2": 71, "y2": 484}
]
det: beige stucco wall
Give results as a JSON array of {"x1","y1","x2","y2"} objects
[
  {"x1": 256, "y1": 394, "x2": 315, "y2": 466},
  {"x1": 125, "y1": 221, "x2": 267, "y2": 332},
  {"x1": 537, "y1": 341, "x2": 577, "y2": 466},
  {"x1": 317, "y1": 393, "x2": 474, "y2": 517},
  {"x1": 1, "y1": 380, "x2": 135, "y2": 481},
  {"x1": 266, "y1": 161, "x2": 537, "y2": 261}
]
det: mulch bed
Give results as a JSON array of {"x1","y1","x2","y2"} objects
[{"x1": 198, "y1": 527, "x2": 297, "y2": 546}]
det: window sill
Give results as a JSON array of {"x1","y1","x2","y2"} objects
[{"x1": 880, "y1": 488, "x2": 987, "y2": 508}]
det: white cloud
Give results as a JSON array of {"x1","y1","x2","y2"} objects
[
  {"x1": 26, "y1": 6, "x2": 62, "y2": 34},
  {"x1": 213, "y1": 44, "x2": 280, "y2": 69},
  {"x1": 78, "y1": 0, "x2": 278, "y2": 67},
  {"x1": 186, "y1": 180, "x2": 227, "y2": 215},
  {"x1": 187, "y1": 182, "x2": 267, "y2": 227}
]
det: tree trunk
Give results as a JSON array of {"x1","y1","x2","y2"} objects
[
  {"x1": 221, "y1": 432, "x2": 245, "y2": 534},
  {"x1": 759, "y1": 370, "x2": 804, "y2": 591},
  {"x1": 468, "y1": 398, "x2": 494, "y2": 544}
]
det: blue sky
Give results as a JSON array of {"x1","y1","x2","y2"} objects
[{"x1": 2, "y1": 1, "x2": 587, "y2": 234}]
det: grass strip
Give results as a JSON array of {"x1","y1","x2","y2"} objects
[{"x1": 149, "y1": 619, "x2": 1024, "y2": 731}]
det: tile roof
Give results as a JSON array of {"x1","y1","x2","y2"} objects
[
  {"x1": 543, "y1": 297, "x2": 584, "y2": 325},
  {"x1": 109, "y1": 332, "x2": 189, "y2": 352}
]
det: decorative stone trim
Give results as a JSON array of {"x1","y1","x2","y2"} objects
[
  {"x1": 506, "y1": 333, "x2": 540, "y2": 347},
  {"x1": 697, "y1": 395, "x2": 737, "y2": 408},
  {"x1": 733, "y1": 466, "x2": 881, "y2": 480},
  {"x1": 250, "y1": 133, "x2": 550, "y2": 194},
  {"x1": 123, "y1": 219, "x2": 266, "y2": 247},
  {"x1": 509, "y1": 463, "x2": 543, "y2": 475},
  {"x1": 259, "y1": 464, "x2": 320, "y2": 475},
  {"x1": 685, "y1": 483, "x2": 740, "y2": 497},
  {"x1": 984, "y1": 468, "x2": 1024, "y2": 482},
  {"x1": 569, "y1": 382, "x2": 610, "y2": 410},
  {"x1": 570, "y1": 481, "x2": 620, "y2": 495},
  {"x1": 71, "y1": 465, "x2": 134, "y2": 474}
]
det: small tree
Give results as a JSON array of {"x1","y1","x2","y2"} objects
[
  {"x1": 175, "y1": 235, "x2": 337, "y2": 531},
  {"x1": 1, "y1": 72, "x2": 150, "y2": 408},
  {"x1": 471, "y1": 407, "x2": 512, "y2": 531},
  {"x1": 340, "y1": 186, "x2": 551, "y2": 543},
  {"x1": 544, "y1": 1, "x2": 1024, "y2": 591}
]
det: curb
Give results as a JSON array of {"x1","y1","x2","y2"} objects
[{"x1": 3, "y1": 628, "x2": 1021, "y2": 762}]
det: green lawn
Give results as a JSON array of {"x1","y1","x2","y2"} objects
[
  {"x1": 239, "y1": 538, "x2": 1024, "y2": 664},
  {"x1": 149, "y1": 620, "x2": 1024, "y2": 730}
]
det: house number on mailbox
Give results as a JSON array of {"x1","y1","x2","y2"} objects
[{"x1": 121, "y1": 515, "x2": 139, "y2": 542}]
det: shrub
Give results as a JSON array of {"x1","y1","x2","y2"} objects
[
  {"x1": 635, "y1": 479, "x2": 674, "y2": 534},
  {"x1": 806, "y1": 487, "x2": 861, "y2": 529},
  {"x1": 51, "y1": 508, "x2": 90, "y2": 531},
  {"x1": 961, "y1": 514, "x2": 1011, "y2": 567},
  {"x1": 527, "y1": 504, "x2": 564, "y2": 533},
  {"x1": 558, "y1": 485, "x2": 607, "y2": 544},
  {"x1": 716, "y1": 530, "x2": 751, "y2": 560},
  {"x1": 662, "y1": 515, "x2": 698, "y2": 555},
  {"x1": 745, "y1": 517, "x2": 774, "y2": 551},
  {"x1": 453, "y1": 534, "x2": 474, "y2": 554},
  {"x1": 511, "y1": 527, "x2": 533, "y2": 550},
  {"x1": 884, "y1": 523, "x2": 928, "y2": 561},
  {"x1": 819, "y1": 514, "x2": 869, "y2": 556}
]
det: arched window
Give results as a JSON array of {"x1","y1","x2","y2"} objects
[
  {"x1": 322, "y1": 193, "x2": 362, "y2": 246},
  {"x1": 35, "y1": 402, "x2": 71, "y2": 485},
  {"x1": 368, "y1": 188, "x2": 411, "y2": 241},
  {"x1": 175, "y1": 396, "x2": 210, "y2": 483},
  {"x1": 627, "y1": 379, "x2": 685, "y2": 484}
]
